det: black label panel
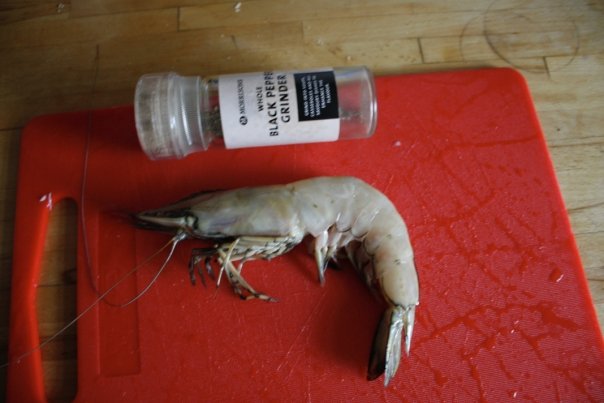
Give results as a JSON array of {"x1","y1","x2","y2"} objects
[{"x1": 294, "y1": 71, "x2": 339, "y2": 121}]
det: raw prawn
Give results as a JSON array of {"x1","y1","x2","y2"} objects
[{"x1": 135, "y1": 176, "x2": 419, "y2": 386}]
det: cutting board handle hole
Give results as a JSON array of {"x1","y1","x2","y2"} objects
[{"x1": 36, "y1": 198, "x2": 78, "y2": 401}]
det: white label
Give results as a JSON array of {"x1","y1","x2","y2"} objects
[{"x1": 218, "y1": 70, "x2": 340, "y2": 149}]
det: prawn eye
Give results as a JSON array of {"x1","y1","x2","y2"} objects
[{"x1": 185, "y1": 213, "x2": 198, "y2": 230}]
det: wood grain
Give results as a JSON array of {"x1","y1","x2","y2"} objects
[{"x1": 1, "y1": 0, "x2": 603, "y2": 400}]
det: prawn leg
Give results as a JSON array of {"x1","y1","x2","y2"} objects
[
  {"x1": 218, "y1": 254, "x2": 276, "y2": 302},
  {"x1": 313, "y1": 231, "x2": 329, "y2": 284},
  {"x1": 313, "y1": 226, "x2": 357, "y2": 284},
  {"x1": 188, "y1": 247, "x2": 217, "y2": 287},
  {"x1": 213, "y1": 235, "x2": 302, "y2": 302}
]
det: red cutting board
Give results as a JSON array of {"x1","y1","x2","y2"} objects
[{"x1": 7, "y1": 69, "x2": 604, "y2": 402}]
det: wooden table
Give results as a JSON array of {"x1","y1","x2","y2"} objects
[{"x1": 1, "y1": 1, "x2": 602, "y2": 400}]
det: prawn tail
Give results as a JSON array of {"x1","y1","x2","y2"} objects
[{"x1": 367, "y1": 305, "x2": 415, "y2": 386}]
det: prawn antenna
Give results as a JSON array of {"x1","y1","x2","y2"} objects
[
  {"x1": 1, "y1": 231, "x2": 186, "y2": 369},
  {"x1": 116, "y1": 231, "x2": 186, "y2": 307}
]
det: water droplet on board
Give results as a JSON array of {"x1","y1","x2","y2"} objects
[
  {"x1": 481, "y1": 335, "x2": 497, "y2": 350},
  {"x1": 548, "y1": 268, "x2": 564, "y2": 283},
  {"x1": 434, "y1": 368, "x2": 448, "y2": 386},
  {"x1": 38, "y1": 192, "x2": 53, "y2": 209}
]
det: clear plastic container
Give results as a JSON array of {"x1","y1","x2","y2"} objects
[{"x1": 134, "y1": 67, "x2": 377, "y2": 160}]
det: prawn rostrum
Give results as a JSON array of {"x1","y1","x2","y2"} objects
[{"x1": 135, "y1": 176, "x2": 419, "y2": 386}]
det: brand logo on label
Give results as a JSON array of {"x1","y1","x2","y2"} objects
[{"x1": 236, "y1": 78, "x2": 248, "y2": 126}]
